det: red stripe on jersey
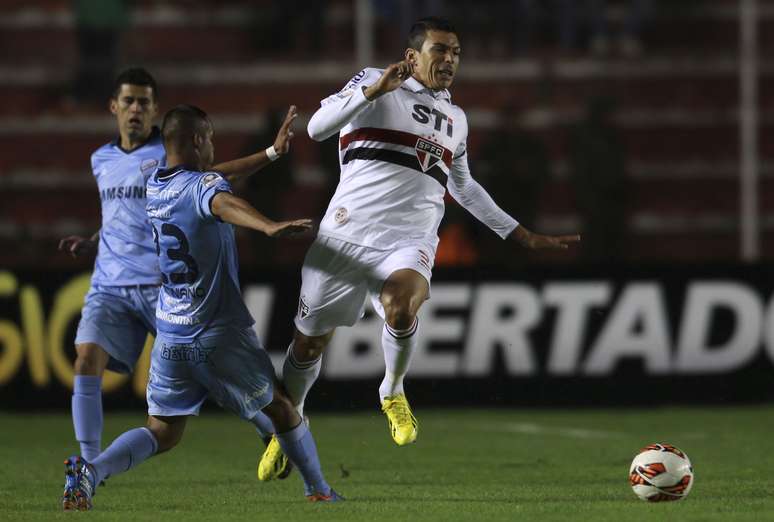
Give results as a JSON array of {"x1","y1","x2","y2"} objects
[{"x1": 340, "y1": 127, "x2": 453, "y2": 168}]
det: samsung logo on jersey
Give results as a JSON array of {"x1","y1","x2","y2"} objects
[{"x1": 100, "y1": 185, "x2": 146, "y2": 201}]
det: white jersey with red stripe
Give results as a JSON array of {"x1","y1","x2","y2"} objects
[{"x1": 308, "y1": 67, "x2": 519, "y2": 251}]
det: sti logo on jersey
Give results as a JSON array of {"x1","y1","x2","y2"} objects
[
  {"x1": 415, "y1": 138, "x2": 444, "y2": 172},
  {"x1": 412, "y1": 104, "x2": 454, "y2": 137}
]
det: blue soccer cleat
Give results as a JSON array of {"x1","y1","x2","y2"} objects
[
  {"x1": 62, "y1": 455, "x2": 96, "y2": 511},
  {"x1": 306, "y1": 489, "x2": 345, "y2": 502}
]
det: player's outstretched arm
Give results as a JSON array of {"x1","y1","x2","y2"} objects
[
  {"x1": 210, "y1": 191, "x2": 312, "y2": 237},
  {"x1": 446, "y1": 119, "x2": 581, "y2": 252},
  {"x1": 307, "y1": 62, "x2": 414, "y2": 141},
  {"x1": 58, "y1": 230, "x2": 100, "y2": 258},
  {"x1": 211, "y1": 105, "x2": 297, "y2": 182},
  {"x1": 511, "y1": 225, "x2": 581, "y2": 250},
  {"x1": 448, "y1": 157, "x2": 580, "y2": 250}
]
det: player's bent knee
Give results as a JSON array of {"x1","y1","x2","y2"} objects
[
  {"x1": 381, "y1": 270, "x2": 429, "y2": 329},
  {"x1": 382, "y1": 297, "x2": 417, "y2": 330},
  {"x1": 293, "y1": 329, "x2": 332, "y2": 361},
  {"x1": 74, "y1": 343, "x2": 110, "y2": 376},
  {"x1": 262, "y1": 395, "x2": 301, "y2": 433}
]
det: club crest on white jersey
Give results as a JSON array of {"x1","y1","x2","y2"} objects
[{"x1": 415, "y1": 138, "x2": 445, "y2": 172}]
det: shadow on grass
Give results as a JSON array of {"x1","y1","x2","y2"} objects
[{"x1": 359, "y1": 496, "x2": 522, "y2": 504}]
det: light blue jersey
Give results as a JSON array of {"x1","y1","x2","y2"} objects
[
  {"x1": 146, "y1": 165, "x2": 254, "y2": 341},
  {"x1": 90, "y1": 128, "x2": 166, "y2": 286}
]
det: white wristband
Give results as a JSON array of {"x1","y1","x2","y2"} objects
[{"x1": 265, "y1": 145, "x2": 279, "y2": 161}]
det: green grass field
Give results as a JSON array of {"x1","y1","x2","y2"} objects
[{"x1": 2, "y1": 406, "x2": 773, "y2": 521}]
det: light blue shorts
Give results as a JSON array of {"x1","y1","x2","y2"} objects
[
  {"x1": 146, "y1": 327, "x2": 275, "y2": 420},
  {"x1": 74, "y1": 284, "x2": 159, "y2": 373}
]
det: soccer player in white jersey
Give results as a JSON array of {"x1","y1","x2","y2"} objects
[
  {"x1": 58, "y1": 68, "x2": 296, "y2": 482},
  {"x1": 274, "y1": 17, "x2": 580, "y2": 448},
  {"x1": 61, "y1": 104, "x2": 342, "y2": 510}
]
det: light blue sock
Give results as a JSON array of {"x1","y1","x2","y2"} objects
[
  {"x1": 72, "y1": 375, "x2": 102, "y2": 461},
  {"x1": 90, "y1": 427, "x2": 158, "y2": 485},
  {"x1": 251, "y1": 412, "x2": 275, "y2": 439},
  {"x1": 276, "y1": 422, "x2": 330, "y2": 496}
]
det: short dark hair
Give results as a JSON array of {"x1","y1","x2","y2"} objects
[
  {"x1": 112, "y1": 67, "x2": 159, "y2": 101},
  {"x1": 161, "y1": 104, "x2": 210, "y2": 148},
  {"x1": 407, "y1": 16, "x2": 457, "y2": 51}
]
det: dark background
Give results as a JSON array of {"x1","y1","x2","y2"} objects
[{"x1": 1, "y1": 0, "x2": 771, "y2": 410}]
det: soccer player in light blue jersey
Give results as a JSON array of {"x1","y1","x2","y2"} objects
[
  {"x1": 61, "y1": 104, "x2": 342, "y2": 510},
  {"x1": 58, "y1": 68, "x2": 296, "y2": 486}
]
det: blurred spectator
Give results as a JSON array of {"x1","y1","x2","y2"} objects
[
  {"x1": 68, "y1": 0, "x2": 128, "y2": 108},
  {"x1": 555, "y1": 0, "x2": 653, "y2": 56},
  {"x1": 373, "y1": 0, "x2": 446, "y2": 53},
  {"x1": 453, "y1": 0, "x2": 537, "y2": 57},
  {"x1": 478, "y1": 104, "x2": 549, "y2": 229},
  {"x1": 274, "y1": 135, "x2": 339, "y2": 267},
  {"x1": 464, "y1": 103, "x2": 549, "y2": 267},
  {"x1": 568, "y1": 96, "x2": 628, "y2": 262},
  {"x1": 507, "y1": 0, "x2": 541, "y2": 55},
  {"x1": 233, "y1": 109, "x2": 295, "y2": 266},
  {"x1": 373, "y1": 0, "x2": 446, "y2": 30},
  {"x1": 251, "y1": 1, "x2": 327, "y2": 57}
]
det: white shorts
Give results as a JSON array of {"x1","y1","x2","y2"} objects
[{"x1": 294, "y1": 235, "x2": 434, "y2": 336}]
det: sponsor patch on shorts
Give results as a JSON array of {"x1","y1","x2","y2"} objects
[
  {"x1": 159, "y1": 342, "x2": 211, "y2": 364},
  {"x1": 298, "y1": 296, "x2": 310, "y2": 318}
]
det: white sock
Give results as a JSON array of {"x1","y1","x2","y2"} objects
[
  {"x1": 379, "y1": 318, "x2": 418, "y2": 402},
  {"x1": 281, "y1": 342, "x2": 322, "y2": 416}
]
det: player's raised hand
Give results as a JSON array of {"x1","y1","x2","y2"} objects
[
  {"x1": 58, "y1": 235, "x2": 97, "y2": 258},
  {"x1": 365, "y1": 61, "x2": 414, "y2": 100},
  {"x1": 273, "y1": 105, "x2": 297, "y2": 155},
  {"x1": 512, "y1": 225, "x2": 581, "y2": 250},
  {"x1": 266, "y1": 219, "x2": 314, "y2": 238}
]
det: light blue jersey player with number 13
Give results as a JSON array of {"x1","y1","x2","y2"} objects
[
  {"x1": 61, "y1": 68, "x2": 298, "y2": 488},
  {"x1": 60, "y1": 104, "x2": 342, "y2": 510}
]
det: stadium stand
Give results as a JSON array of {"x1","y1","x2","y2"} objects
[{"x1": 0, "y1": 0, "x2": 772, "y2": 270}]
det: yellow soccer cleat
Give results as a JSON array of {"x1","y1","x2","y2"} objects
[
  {"x1": 257, "y1": 435, "x2": 292, "y2": 481},
  {"x1": 381, "y1": 394, "x2": 418, "y2": 446}
]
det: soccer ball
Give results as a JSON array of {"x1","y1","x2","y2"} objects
[{"x1": 629, "y1": 443, "x2": 694, "y2": 502}]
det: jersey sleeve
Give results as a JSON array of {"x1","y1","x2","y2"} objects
[
  {"x1": 90, "y1": 154, "x2": 99, "y2": 178},
  {"x1": 307, "y1": 67, "x2": 382, "y2": 142},
  {"x1": 447, "y1": 114, "x2": 519, "y2": 239},
  {"x1": 90, "y1": 146, "x2": 108, "y2": 180},
  {"x1": 193, "y1": 172, "x2": 233, "y2": 221}
]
